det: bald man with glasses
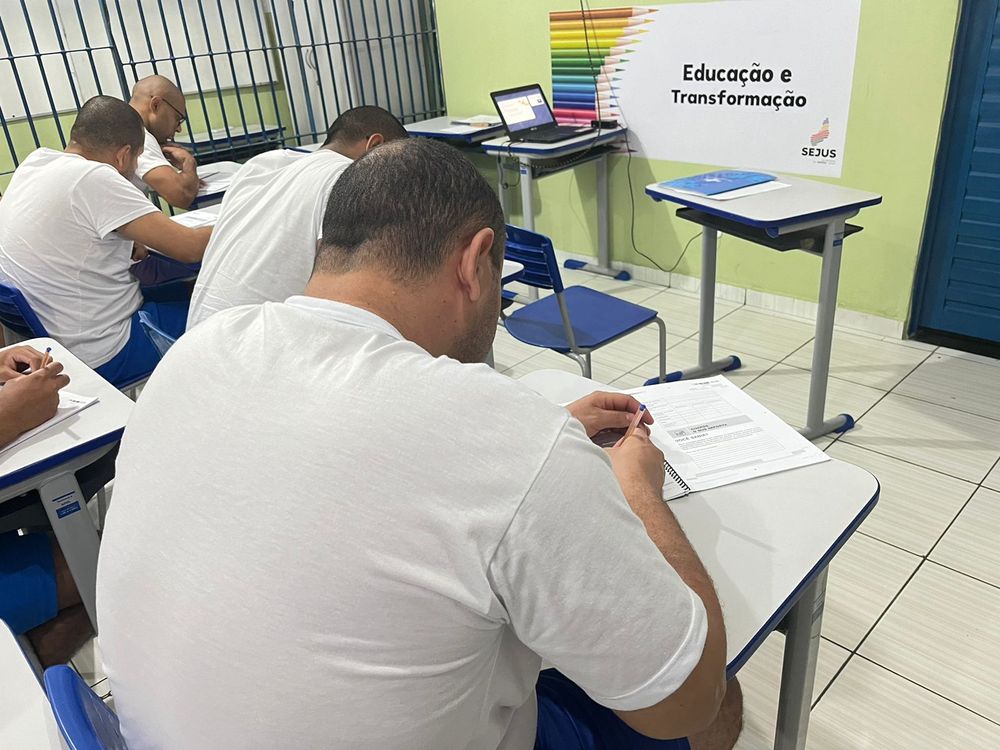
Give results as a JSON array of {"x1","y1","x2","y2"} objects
[{"x1": 128, "y1": 75, "x2": 200, "y2": 209}]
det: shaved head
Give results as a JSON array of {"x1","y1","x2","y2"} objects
[
  {"x1": 129, "y1": 74, "x2": 187, "y2": 143},
  {"x1": 130, "y1": 75, "x2": 183, "y2": 103}
]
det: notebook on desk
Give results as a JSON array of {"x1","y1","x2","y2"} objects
[
  {"x1": 625, "y1": 376, "x2": 828, "y2": 500},
  {"x1": 661, "y1": 171, "x2": 775, "y2": 197},
  {"x1": 0, "y1": 391, "x2": 99, "y2": 455}
]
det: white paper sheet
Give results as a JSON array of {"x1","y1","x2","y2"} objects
[
  {"x1": 627, "y1": 376, "x2": 828, "y2": 497},
  {"x1": 0, "y1": 391, "x2": 99, "y2": 454}
]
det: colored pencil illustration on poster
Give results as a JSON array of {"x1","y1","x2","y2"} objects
[
  {"x1": 549, "y1": 2, "x2": 861, "y2": 178},
  {"x1": 549, "y1": 6, "x2": 656, "y2": 126}
]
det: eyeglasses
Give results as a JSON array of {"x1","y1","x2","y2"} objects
[{"x1": 161, "y1": 98, "x2": 187, "y2": 126}]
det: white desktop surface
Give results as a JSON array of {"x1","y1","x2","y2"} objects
[
  {"x1": 0, "y1": 624, "x2": 67, "y2": 749},
  {"x1": 169, "y1": 203, "x2": 221, "y2": 229},
  {"x1": 482, "y1": 126, "x2": 627, "y2": 156},
  {"x1": 406, "y1": 116, "x2": 504, "y2": 141},
  {"x1": 0, "y1": 339, "x2": 134, "y2": 494},
  {"x1": 195, "y1": 161, "x2": 241, "y2": 198},
  {"x1": 645, "y1": 175, "x2": 882, "y2": 228},
  {"x1": 502, "y1": 259, "x2": 524, "y2": 284},
  {"x1": 518, "y1": 369, "x2": 879, "y2": 670}
]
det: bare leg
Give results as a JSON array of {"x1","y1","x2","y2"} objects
[
  {"x1": 27, "y1": 604, "x2": 93, "y2": 667},
  {"x1": 689, "y1": 678, "x2": 743, "y2": 750},
  {"x1": 26, "y1": 538, "x2": 93, "y2": 667}
]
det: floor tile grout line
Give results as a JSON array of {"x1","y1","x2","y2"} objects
[
  {"x1": 922, "y1": 558, "x2": 1000, "y2": 594},
  {"x1": 852, "y1": 529, "x2": 926, "y2": 559},
  {"x1": 810, "y1": 652, "x2": 855, "y2": 711},
  {"x1": 833, "y1": 439, "x2": 989, "y2": 486},
  {"x1": 850, "y1": 653, "x2": 1000, "y2": 729},
  {"x1": 841, "y1": 557, "x2": 927, "y2": 670},
  {"x1": 884, "y1": 388, "x2": 1000, "y2": 426},
  {"x1": 818, "y1": 347, "x2": 938, "y2": 452}
]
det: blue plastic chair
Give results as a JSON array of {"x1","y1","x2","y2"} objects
[
  {"x1": 0, "y1": 280, "x2": 152, "y2": 393},
  {"x1": 502, "y1": 225, "x2": 667, "y2": 381},
  {"x1": 43, "y1": 665, "x2": 128, "y2": 749},
  {"x1": 0, "y1": 280, "x2": 49, "y2": 340}
]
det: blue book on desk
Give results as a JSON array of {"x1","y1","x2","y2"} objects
[{"x1": 661, "y1": 171, "x2": 775, "y2": 196}]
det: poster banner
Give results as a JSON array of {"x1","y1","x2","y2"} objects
[{"x1": 549, "y1": 1, "x2": 862, "y2": 177}]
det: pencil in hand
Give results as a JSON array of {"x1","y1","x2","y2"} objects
[
  {"x1": 39, "y1": 347, "x2": 52, "y2": 369},
  {"x1": 614, "y1": 404, "x2": 647, "y2": 447}
]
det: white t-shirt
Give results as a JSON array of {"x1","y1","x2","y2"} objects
[
  {"x1": 130, "y1": 129, "x2": 172, "y2": 193},
  {"x1": 0, "y1": 148, "x2": 159, "y2": 367},
  {"x1": 98, "y1": 296, "x2": 707, "y2": 750},
  {"x1": 185, "y1": 148, "x2": 352, "y2": 329}
]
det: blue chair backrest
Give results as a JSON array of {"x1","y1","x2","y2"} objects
[
  {"x1": 504, "y1": 225, "x2": 566, "y2": 294},
  {"x1": 0, "y1": 281, "x2": 48, "y2": 339},
  {"x1": 44, "y1": 665, "x2": 128, "y2": 750}
]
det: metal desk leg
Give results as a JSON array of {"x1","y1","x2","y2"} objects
[
  {"x1": 496, "y1": 155, "x2": 508, "y2": 219},
  {"x1": 39, "y1": 473, "x2": 101, "y2": 631},
  {"x1": 799, "y1": 219, "x2": 853, "y2": 440},
  {"x1": 666, "y1": 229, "x2": 741, "y2": 382},
  {"x1": 519, "y1": 157, "x2": 539, "y2": 300},
  {"x1": 774, "y1": 569, "x2": 828, "y2": 750},
  {"x1": 564, "y1": 152, "x2": 630, "y2": 281}
]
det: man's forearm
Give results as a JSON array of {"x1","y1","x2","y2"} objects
[{"x1": 621, "y1": 481, "x2": 727, "y2": 671}]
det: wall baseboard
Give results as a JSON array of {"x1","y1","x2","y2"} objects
[{"x1": 555, "y1": 250, "x2": 906, "y2": 340}]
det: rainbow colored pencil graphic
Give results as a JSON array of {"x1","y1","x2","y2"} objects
[{"x1": 549, "y1": 6, "x2": 656, "y2": 124}]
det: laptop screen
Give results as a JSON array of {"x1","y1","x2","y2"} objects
[{"x1": 493, "y1": 86, "x2": 555, "y2": 134}]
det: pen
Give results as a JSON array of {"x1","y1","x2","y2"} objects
[
  {"x1": 39, "y1": 347, "x2": 52, "y2": 369},
  {"x1": 615, "y1": 404, "x2": 646, "y2": 447}
]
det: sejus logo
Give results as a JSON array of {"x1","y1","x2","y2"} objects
[{"x1": 802, "y1": 117, "x2": 836, "y2": 158}]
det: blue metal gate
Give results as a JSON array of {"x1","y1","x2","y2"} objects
[{"x1": 0, "y1": 0, "x2": 445, "y2": 180}]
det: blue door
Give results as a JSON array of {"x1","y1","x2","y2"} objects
[{"x1": 914, "y1": 0, "x2": 1000, "y2": 343}]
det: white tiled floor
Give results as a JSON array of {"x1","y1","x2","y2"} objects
[{"x1": 74, "y1": 273, "x2": 1000, "y2": 745}]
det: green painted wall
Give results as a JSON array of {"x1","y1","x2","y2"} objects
[
  {"x1": 437, "y1": 0, "x2": 960, "y2": 322},
  {"x1": 1, "y1": 85, "x2": 293, "y2": 193}
]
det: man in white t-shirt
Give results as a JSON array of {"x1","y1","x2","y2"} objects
[
  {"x1": 97, "y1": 139, "x2": 741, "y2": 750},
  {"x1": 128, "y1": 75, "x2": 200, "y2": 209},
  {"x1": 0, "y1": 96, "x2": 210, "y2": 384},
  {"x1": 185, "y1": 105, "x2": 408, "y2": 329}
]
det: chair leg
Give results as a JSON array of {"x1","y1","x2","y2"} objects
[
  {"x1": 655, "y1": 318, "x2": 667, "y2": 383},
  {"x1": 582, "y1": 352, "x2": 592, "y2": 379}
]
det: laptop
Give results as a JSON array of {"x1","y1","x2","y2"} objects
[{"x1": 490, "y1": 84, "x2": 594, "y2": 143}]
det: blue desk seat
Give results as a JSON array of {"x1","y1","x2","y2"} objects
[
  {"x1": 505, "y1": 286, "x2": 658, "y2": 351},
  {"x1": 44, "y1": 664, "x2": 127, "y2": 749},
  {"x1": 502, "y1": 225, "x2": 666, "y2": 381}
]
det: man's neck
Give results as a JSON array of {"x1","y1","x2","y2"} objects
[
  {"x1": 304, "y1": 272, "x2": 452, "y2": 357},
  {"x1": 64, "y1": 142, "x2": 112, "y2": 167}
]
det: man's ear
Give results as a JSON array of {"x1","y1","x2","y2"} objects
[
  {"x1": 114, "y1": 144, "x2": 135, "y2": 174},
  {"x1": 456, "y1": 227, "x2": 496, "y2": 303},
  {"x1": 365, "y1": 133, "x2": 385, "y2": 152}
]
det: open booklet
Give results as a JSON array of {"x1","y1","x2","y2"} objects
[
  {"x1": 0, "y1": 391, "x2": 99, "y2": 455},
  {"x1": 625, "y1": 376, "x2": 828, "y2": 500}
]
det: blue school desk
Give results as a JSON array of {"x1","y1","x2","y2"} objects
[
  {"x1": 0, "y1": 339, "x2": 134, "y2": 631},
  {"x1": 520, "y1": 367, "x2": 880, "y2": 750},
  {"x1": 645, "y1": 176, "x2": 882, "y2": 439}
]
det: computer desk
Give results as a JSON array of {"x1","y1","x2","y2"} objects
[
  {"x1": 0, "y1": 339, "x2": 134, "y2": 631},
  {"x1": 405, "y1": 116, "x2": 505, "y2": 145},
  {"x1": 482, "y1": 128, "x2": 630, "y2": 295},
  {"x1": 517, "y1": 368, "x2": 880, "y2": 750},
  {"x1": 645, "y1": 176, "x2": 882, "y2": 439}
]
